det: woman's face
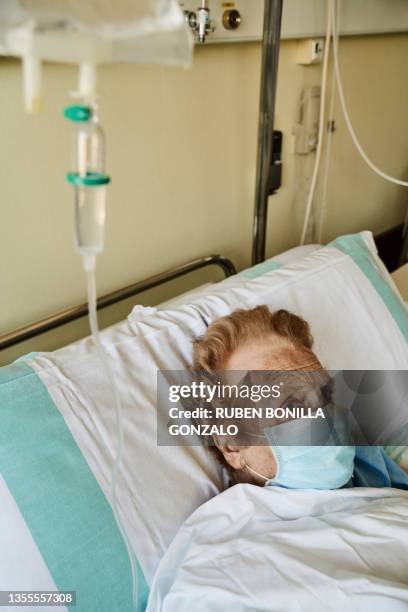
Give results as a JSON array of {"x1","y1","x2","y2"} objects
[{"x1": 218, "y1": 338, "x2": 322, "y2": 485}]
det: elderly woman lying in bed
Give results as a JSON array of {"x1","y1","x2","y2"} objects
[{"x1": 192, "y1": 306, "x2": 408, "y2": 490}]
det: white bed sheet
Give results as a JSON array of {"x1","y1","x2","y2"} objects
[{"x1": 147, "y1": 484, "x2": 408, "y2": 612}]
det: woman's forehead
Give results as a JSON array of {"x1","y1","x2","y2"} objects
[{"x1": 225, "y1": 338, "x2": 320, "y2": 371}]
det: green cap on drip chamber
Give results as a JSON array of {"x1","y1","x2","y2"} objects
[
  {"x1": 63, "y1": 104, "x2": 92, "y2": 122},
  {"x1": 66, "y1": 172, "x2": 111, "y2": 186}
]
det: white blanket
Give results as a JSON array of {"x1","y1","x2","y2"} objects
[{"x1": 147, "y1": 485, "x2": 408, "y2": 611}]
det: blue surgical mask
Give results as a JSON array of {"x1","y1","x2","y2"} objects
[
  {"x1": 267, "y1": 444, "x2": 355, "y2": 489},
  {"x1": 246, "y1": 408, "x2": 355, "y2": 490}
]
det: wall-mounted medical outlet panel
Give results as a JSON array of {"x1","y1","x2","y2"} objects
[
  {"x1": 180, "y1": 0, "x2": 408, "y2": 44},
  {"x1": 293, "y1": 86, "x2": 321, "y2": 155},
  {"x1": 296, "y1": 39, "x2": 324, "y2": 65}
]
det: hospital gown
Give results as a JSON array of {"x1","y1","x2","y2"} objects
[{"x1": 350, "y1": 446, "x2": 408, "y2": 489}]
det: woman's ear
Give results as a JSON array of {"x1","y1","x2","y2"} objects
[{"x1": 214, "y1": 438, "x2": 244, "y2": 470}]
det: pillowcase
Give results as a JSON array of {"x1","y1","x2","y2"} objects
[{"x1": 159, "y1": 243, "x2": 321, "y2": 308}]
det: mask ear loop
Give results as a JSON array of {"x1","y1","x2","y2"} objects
[
  {"x1": 245, "y1": 463, "x2": 270, "y2": 482},
  {"x1": 238, "y1": 430, "x2": 277, "y2": 482}
]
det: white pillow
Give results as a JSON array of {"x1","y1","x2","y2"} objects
[{"x1": 158, "y1": 243, "x2": 321, "y2": 309}]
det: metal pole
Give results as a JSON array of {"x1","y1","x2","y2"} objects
[{"x1": 252, "y1": 0, "x2": 283, "y2": 265}]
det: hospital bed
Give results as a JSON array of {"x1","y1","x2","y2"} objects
[{"x1": 1, "y1": 231, "x2": 408, "y2": 612}]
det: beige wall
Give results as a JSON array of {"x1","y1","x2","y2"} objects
[{"x1": 1, "y1": 34, "x2": 408, "y2": 365}]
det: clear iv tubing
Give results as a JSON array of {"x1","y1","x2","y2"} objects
[
  {"x1": 85, "y1": 261, "x2": 139, "y2": 611},
  {"x1": 331, "y1": 0, "x2": 408, "y2": 188},
  {"x1": 300, "y1": 0, "x2": 332, "y2": 246}
]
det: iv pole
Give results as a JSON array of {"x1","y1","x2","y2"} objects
[{"x1": 252, "y1": 0, "x2": 283, "y2": 265}]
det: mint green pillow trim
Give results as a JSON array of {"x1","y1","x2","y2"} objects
[
  {"x1": 238, "y1": 259, "x2": 282, "y2": 279},
  {"x1": 14, "y1": 351, "x2": 39, "y2": 363},
  {"x1": 329, "y1": 233, "x2": 408, "y2": 342},
  {"x1": 0, "y1": 361, "x2": 149, "y2": 611}
]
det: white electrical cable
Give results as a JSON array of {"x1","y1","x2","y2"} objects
[
  {"x1": 300, "y1": 0, "x2": 332, "y2": 245},
  {"x1": 317, "y1": 29, "x2": 337, "y2": 243},
  {"x1": 85, "y1": 262, "x2": 139, "y2": 611},
  {"x1": 331, "y1": 0, "x2": 408, "y2": 188}
]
